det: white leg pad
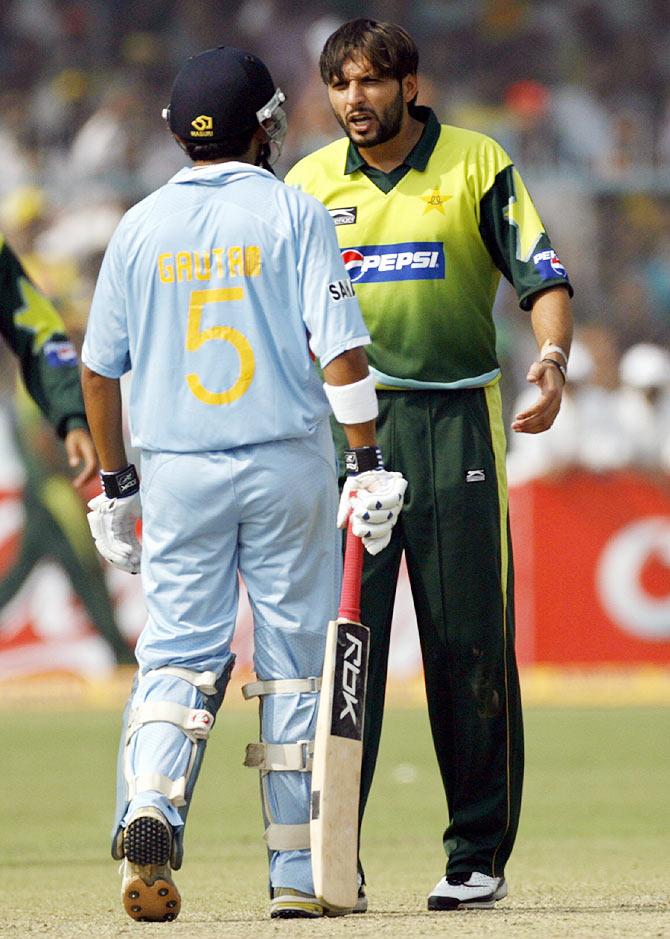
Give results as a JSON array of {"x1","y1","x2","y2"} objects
[
  {"x1": 243, "y1": 675, "x2": 320, "y2": 857},
  {"x1": 123, "y1": 672, "x2": 216, "y2": 808},
  {"x1": 112, "y1": 662, "x2": 232, "y2": 869}
]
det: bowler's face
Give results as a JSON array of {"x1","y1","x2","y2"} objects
[{"x1": 327, "y1": 56, "x2": 411, "y2": 148}]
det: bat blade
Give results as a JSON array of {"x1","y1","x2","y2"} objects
[{"x1": 310, "y1": 523, "x2": 368, "y2": 911}]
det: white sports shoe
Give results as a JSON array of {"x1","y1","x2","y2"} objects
[
  {"x1": 427, "y1": 871, "x2": 508, "y2": 911},
  {"x1": 351, "y1": 883, "x2": 368, "y2": 914},
  {"x1": 120, "y1": 807, "x2": 181, "y2": 922}
]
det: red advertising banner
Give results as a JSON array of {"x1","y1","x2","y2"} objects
[
  {"x1": 1, "y1": 470, "x2": 669, "y2": 680},
  {"x1": 510, "y1": 470, "x2": 670, "y2": 665}
]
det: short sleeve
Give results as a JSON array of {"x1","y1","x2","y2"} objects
[
  {"x1": 478, "y1": 163, "x2": 573, "y2": 310},
  {"x1": 82, "y1": 223, "x2": 131, "y2": 376},
  {"x1": 293, "y1": 195, "x2": 370, "y2": 366}
]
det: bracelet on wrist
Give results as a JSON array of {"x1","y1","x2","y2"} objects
[
  {"x1": 541, "y1": 357, "x2": 567, "y2": 383},
  {"x1": 344, "y1": 446, "x2": 384, "y2": 476},
  {"x1": 540, "y1": 341, "x2": 569, "y2": 367},
  {"x1": 100, "y1": 464, "x2": 140, "y2": 499}
]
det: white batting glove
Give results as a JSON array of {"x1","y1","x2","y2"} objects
[
  {"x1": 87, "y1": 491, "x2": 142, "y2": 574},
  {"x1": 337, "y1": 469, "x2": 408, "y2": 556}
]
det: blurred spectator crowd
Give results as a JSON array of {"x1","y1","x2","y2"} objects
[
  {"x1": 1, "y1": 0, "x2": 670, "y2": 477},
  {"x1": 507, "y1": 334, "x2": 670, "y2": 482}
]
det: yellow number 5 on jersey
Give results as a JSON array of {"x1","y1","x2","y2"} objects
[{"x1": 185, "y1": 287, "x2": 255, "y2": 405}]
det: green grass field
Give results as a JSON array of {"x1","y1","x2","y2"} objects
[{"x1": 2, "y1": 706, "x2": 669, "y2": 937}]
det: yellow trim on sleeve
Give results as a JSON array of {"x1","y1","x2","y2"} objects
[
  {"x1": 484, "y1": 380, "x2": 512, "y2": 877},
  {"x1": 14, "y1": 278, "x2": 67, "y2": 351}
]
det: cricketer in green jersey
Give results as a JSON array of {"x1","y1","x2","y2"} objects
[
  {"x1": 0, "y1": 234, "x2": 96, "y2": 485},
  {"x1": 0, "y1": 235, "x2": 135, "y2": 666},
  {"x1": 286, "y1": 18, "x2": 574, "y2": 912}
]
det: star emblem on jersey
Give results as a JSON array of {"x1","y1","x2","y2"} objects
[{"x1": 420, "y1": 188, "x2": 451, "y2": 214}]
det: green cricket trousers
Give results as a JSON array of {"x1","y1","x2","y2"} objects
[{"x1": 334, "y1": 384, "x2": 524, "y2": 878}]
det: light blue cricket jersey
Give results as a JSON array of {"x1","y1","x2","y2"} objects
[{"x1": 82, "y1": 162, "x2": 369, "y2": 452}]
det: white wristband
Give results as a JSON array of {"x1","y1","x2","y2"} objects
[
  {"x1": 323, "y1": 373, "x2": 378, "y2": 424},
  {"x1": 540, "y1": 341, "x2": 569, "y2": 366}
]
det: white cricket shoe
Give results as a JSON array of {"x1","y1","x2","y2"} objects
[
  {"x1": 427, "y1": 871, "x2": 508, "y2": 910},
  {"x1": 351, "y1": 882, "x2": 368, "y2": 913},
  {"x1": 120, "y1": 807, "x2": 181, "y2": 922}
]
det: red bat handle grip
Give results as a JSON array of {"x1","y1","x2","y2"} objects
[{"x1": 339, "y1": 518, "x2": 364, "y2": 622}]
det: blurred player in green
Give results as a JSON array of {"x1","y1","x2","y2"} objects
[
  {"x1": 0, "y1": 233, "x2": 134, "y2": 665},
  {"x1": 286, "y1": 18, "x2": 574, "y2": 910}
]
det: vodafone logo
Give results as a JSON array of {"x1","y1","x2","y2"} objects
[{"x1": 596, "y1": 517, "x2": 670, "y2": 640}]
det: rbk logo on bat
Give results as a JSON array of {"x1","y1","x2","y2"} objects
[
  {"x1": 341, "y1": 242, "x2": 445, "y2": 283},
  {"x1": 330, "y1": 623, "x2": 369, "y2": 740}
]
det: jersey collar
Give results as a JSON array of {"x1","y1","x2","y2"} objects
[
  {"x1": 344, "y1": 106, "x2": 440, "y2": 176},
  {"x1": 168, "y1": 161, "x2": 275, "y2": 184}
]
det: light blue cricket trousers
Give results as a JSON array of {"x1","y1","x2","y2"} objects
[{"x1": 118, "y1": 418, "x2": 340, "y2": 894}]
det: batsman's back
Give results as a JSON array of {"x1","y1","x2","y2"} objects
[{"x1": 82, "y1": 162, "x2": 367, "y2": 453}]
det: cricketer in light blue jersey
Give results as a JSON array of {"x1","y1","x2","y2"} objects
[
  {"x1": 81, "y1": 44, "x2": 406, "y2": 924},
  {"x1": 82, "y1": 161, "x2": 370, "y2": 452}
]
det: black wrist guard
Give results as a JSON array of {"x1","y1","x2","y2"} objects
[
  {"x1": 344, "y1": 446, "x2": 385, "y2": 476},
  {"x1": 101, "y1": 464, "x2": 140, "y2": 499}
]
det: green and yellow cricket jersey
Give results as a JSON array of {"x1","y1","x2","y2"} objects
[
  {"x1": 0, "y1": 234, "x2": 87, "y2": 437},
  {"x1": 285, "y1": 107, "x2": 573, "y2": 389}
]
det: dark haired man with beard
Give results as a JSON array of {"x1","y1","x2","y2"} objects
[{"x1": 286, "y1": 17, "x2": 573, "y2": 912}]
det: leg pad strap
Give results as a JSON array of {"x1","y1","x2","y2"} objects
[
  {"x1": 127, "y1": 772, "x2": 187, "y2": 807},
  {"x1": 244, "y1": 740, "x2": 313, "y2": 773},
  {"x1": 242, "y1": 677, "x2": 321, "y2": 699},
  {"x1": 127, "y1": 701, "x2": 214, "y2": 742},
  {"x1": 264, "y1": 822, "x2": 311, "y2": 851},
  {"x1": 145, "y1": 666, "x2": 218, "y2": 695}
]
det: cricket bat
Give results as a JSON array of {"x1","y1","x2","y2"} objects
[{"x1": 310, "y1": 519, "x2": 369, "y2": 911}]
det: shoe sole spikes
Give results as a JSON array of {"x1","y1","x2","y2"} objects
[{"x1": 122, "y1": 812, "x2": 181, "y2": 922}]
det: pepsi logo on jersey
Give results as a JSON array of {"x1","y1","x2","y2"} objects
[
  {"x1": 341, "y1": 242, "x2": 445, "y2": 284},
  {"x1": 532, "y1": 248, "x2": 567, "y2": 281},
  {"x1": 44, "y1": 340, "x2": 78, "y2": 368}
]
